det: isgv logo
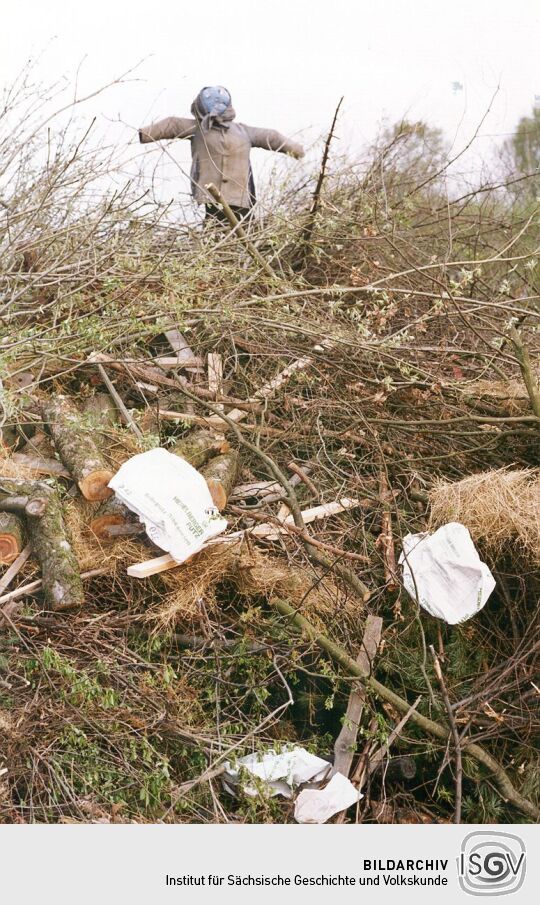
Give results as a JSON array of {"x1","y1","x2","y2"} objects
[{"x1": 458, "y1": 832, "x2": 526, "y2": 896}]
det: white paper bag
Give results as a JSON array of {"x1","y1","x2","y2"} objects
[
  {"x1": 399, "y1": 522, "x2": 495, "y2": 624},
  {"x1": 109, "y1": 447, "x2": 227, "y2": 563}
]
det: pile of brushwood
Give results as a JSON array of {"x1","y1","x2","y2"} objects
[{"x1": 0, "y1": 100, "x2": 539, "y2": 824}]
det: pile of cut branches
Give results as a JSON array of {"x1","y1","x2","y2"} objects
[{"x1": 1, "y1": 84, "x2": 539, "y2": 825}]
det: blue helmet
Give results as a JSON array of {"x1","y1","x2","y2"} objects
[{"x1": 198, "y1": 86, "x2": 232, "y2": 116}]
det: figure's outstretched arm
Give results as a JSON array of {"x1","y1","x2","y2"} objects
[
  {"x1": 139, "y1": 117, "x2": 196, "y2": 143},
  {"x1": 245, "y1": 125, "x2": 304, "y2": 158}
]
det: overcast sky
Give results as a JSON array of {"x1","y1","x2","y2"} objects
[{"x1": 2, "y1": 0, "x2": 539, "y2": 207}]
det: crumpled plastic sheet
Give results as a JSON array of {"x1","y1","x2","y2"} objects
[
  {"x1": 222, "y1": 746, "x2": 362, "y2": 823},
  {"x1": 222, "y1": 747, "x2": 330, "y2": 799},
  {"x1": 294, "y1": 772, "x2": 363, "y2": 824},
  {"x1": 399, "y1": 521, "x2": 496, "y2": 624}
]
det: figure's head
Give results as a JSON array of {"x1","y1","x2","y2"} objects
[
  {"x1": 196, "y1": 86, "x2": 232, "y2": 117},
  {"x1": 191, "y1": 86, "x2": 235, "y2": 131}
]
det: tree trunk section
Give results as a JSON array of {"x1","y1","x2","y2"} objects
[
  {"x1": 0, "y1": 479, "x2": 83, "y2": 610},
  {"x1": 201, "y1": 451, "x2": 239, "y2": 510},
  {"x1": 82, "y1": 393, "x2": 120, "y2": 429},
  {"x1": 170, "y1": 429, "x2": 229, "y2": 469},
  {"x1": 0, "y1": 512, "x2": 26, "y2": 563},
  {"x1": 18, "y1": 429, "x2": 56, "y2": 459},
  {"x1": 42, "y1": 395, "x2": 114, "y2": 501},
  {"x1": 89, "y1": 495, "x2": 141, "y2": 540}
]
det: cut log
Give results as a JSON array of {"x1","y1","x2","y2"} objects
[
  {"x1": 0, "y1": 512, "x2": 26, "y2": 564},
  {"x1": 201, "y1": 451, "x2": 239, "y2": 510},
  {"x1": 169, "y1": 429, "x2": 230, "y2": 470},
  {"x1": 42, "y1": 395, "x2": 114, "y2": 501},
  {"x1": 82, "y1": 393, "x2": 120, "y2": 429},
  {"x1": 229, "y1": 480, "x2": 283, "y2": 507},
  {"x1": 88, "y1": 356, "x2": 144, "y2": 439},
  {"x1": 18, "y1": 429, "x2": 56, "y2": 459},
  {"x1": 0, "y1": 479, "x2": 83, "y2": 610},
  {"x1": 89, "y1": 495, "x2": 142, "y2": 540},
  {"x1": 229, "y1": 472, "x2": 305, "y2": 507},
  {"x1": 11, "y1": 453, "x2": 71, "y2": 479}
]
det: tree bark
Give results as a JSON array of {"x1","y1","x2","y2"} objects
[
  {"x1": 18, "y1": 429, "x2": 56, "y2": 459},
  {"x1": 201, "y1": 451, "x2": 240, "y2": 510},
  {"x1": 169, "y1": 429, "x2": 229, "y2": 470},
  {"x1": 82, "y1": 393, "x2": 120, "y2": 429},
  {"x1": 42, "y1": 395, "x2": 114, "y2": 500},
  {"x1": 0, "y1": 478, "x2": 83, "y2": 610},
  {"x1": 0, "y1": 511, "x2": 26, "y2": 563},
  {"x1": 89, "y1": 494, "x2": 142, "y2": 540},
  {"x1": 11, "y1": 453, "x2": 71, "y2": 479}
]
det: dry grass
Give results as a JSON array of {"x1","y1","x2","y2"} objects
[
  {"x1": 150, "y1": 541, "x2": 357, "y2": 630},
  {"x1": 63, "y1": 497, "x2": 145, "y2": 573},
  {"x1": 428, "y1": 468, "x2": 540, "y2": 564}
]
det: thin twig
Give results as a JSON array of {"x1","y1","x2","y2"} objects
[{"x1": 429, "y1": 645, "x2": 463, "y2": 824}]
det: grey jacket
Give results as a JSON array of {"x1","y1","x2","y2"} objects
[{"x1": 139, "y1": 117, "x2": 304, "y2": 207}]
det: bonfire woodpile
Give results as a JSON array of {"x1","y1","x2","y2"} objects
[
  {"x1": 1, "y1": 307, "x2": 539, "y2": 826},
  {"x1": 1, "y1": 101, "x2": 539, "y2": 824}
]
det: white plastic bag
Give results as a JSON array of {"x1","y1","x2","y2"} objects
[
  {"x1": 399, "y1": 522, "x2": 495, "y2": 624},
  {"x1": 294, "y1": 772, "x2": 363, "y2": 824},
  {"x1": 108, "y1": 447, "x2": 227, "y2": 563},
  {"x1": 222, "y1": 746, "x2": 330, "y2": 799}
]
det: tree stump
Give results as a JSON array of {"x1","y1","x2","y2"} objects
[{"x1": 42, "y1": 395, "x2": 114, "y2": 501}]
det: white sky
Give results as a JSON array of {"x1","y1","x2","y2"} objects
[{"x1": 2, "y1": 0, "x2": 540, "y2": 206}]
